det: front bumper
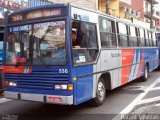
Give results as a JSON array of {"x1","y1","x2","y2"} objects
[{"x1": 4, "y1": 91, "x2": 73, "y2": 105}]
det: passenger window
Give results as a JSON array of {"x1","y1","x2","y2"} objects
[
  {"x1": 129, "y1": 26, "x2": 138, "y2": 47},
  {"x1": 72, "y1": 21, "x2": 98, "y2": 65},
  {"x1": 152, "y1": 32, "x2": 157, "y2": 46},
  {"x1": 145, "y1": 30, "x2": 149, "y2": 46},
  {"x1": 117, "y1": 22, "x2": 129, "y2": 47},
  {"x1": 148, "y1": 31, "x2": 152, "y2": 46},
  {"x1": 99, "y1": 17, "x2": 117, "y2": 48},
  {"x1": 139, "y1": 29, "x2": 145, "y2": 47}
]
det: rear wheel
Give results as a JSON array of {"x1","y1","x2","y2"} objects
[
  {"x1": 141, "y1": 64, "x2": 148, "y2": 82},
  {"x1": 91, "y1": 78, "x2": 106, "y2": 106}
]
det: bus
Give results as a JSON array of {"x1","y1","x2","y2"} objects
[
  {"x1": 2, "y1": 4, "x2": 159, "y2": 106},
  {"x1": 0, "y1": 25, "x2": 4, "y2": 92},
  {"x1": 157, "y1": 32, "x2": 160, "y2": 64}
]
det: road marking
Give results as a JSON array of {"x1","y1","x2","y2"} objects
[
  {"x1": 155, "y1": 103, "x2": 160, "y2": 106},
  {"x1": 150, "y1": 87, "x2": 160, "y2": 91},
  {"x1": 137, "y1": 96, "x2": 160, "y2": 105},
  {"x1": 0, "y1": 98, "x2": 12, "y2": 104},
  {"x1": 112, "y1": 78, "x2": 160, "y2": 120},
  {"x1": 122, "y1": 86, "x2": 145, "y2": 91}
]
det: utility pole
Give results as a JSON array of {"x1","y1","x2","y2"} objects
[
  {"x1": 150, "y1": 0, "x2": 153, "y2": 29},
  {"x1": 106, "y1": 0, "x2": 110, "y2": 14}
]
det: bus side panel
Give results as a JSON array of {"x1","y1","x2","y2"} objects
[
  {"x1": 132, "y1": 49, "x2": 143, "y2": 80},
  {"x1": 138, "y1": 49, "x2": 145, "y2": 78},
  {"x1": 144, "y1": 48, "x2": 158, "y2": 72},
  {"x1": 154, "y1": 49, "x2": 159, "y2": 69},
  {"x1": 147, "y1": 49, "x2": 154, "y2": 72},
  {"x1": 120, "y1": 49, "x2": 144, "y2": 84},
  {"x1": 100, "y1": 50, "x2": 120, "y2": 89},
  {"x1": 120, "y1": 49, "x2": 135, "y2": 85},
  {"x1": 75, "y1": 65, "x2": 93, "y2": 105},
  {"x1": 154, "y1": 48, "x2": 159, "y2": 70}
]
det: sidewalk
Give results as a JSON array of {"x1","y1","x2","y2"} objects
[{"x1": 0, "y1": 90, "x2": 12, "y2": 104}]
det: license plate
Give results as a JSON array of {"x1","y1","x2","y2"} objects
[{"x1": 48, "y1": 96, "x2": 62, "y2": 103}]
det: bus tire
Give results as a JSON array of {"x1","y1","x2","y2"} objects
[
  {"x1": 91, "y1": 78, "x2": 106, "y2": 106},
  {"x1": 141, "y1": 64, "x2": 148, "y2": 82}
]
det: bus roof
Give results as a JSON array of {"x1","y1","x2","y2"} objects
[
  {"x1": 71, "y1": 4, "x2": 155, "y2": 31},
  {"x1": 9, "y1": 3, "x2": 155, "y2": 32}
]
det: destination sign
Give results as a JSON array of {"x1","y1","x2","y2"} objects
[
  {"x1": 26, "y1": 9, "x2": 61, "y2": 19},
  {"x1": 9, "y1": 7, "x2": 67, "y2": 23},
  {"x1": 10, "y1": 25, "x2": 32, "y2": 32}
]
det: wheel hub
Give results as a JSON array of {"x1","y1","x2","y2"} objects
[{"x1": 97, "y1": 82, "x2": 105, "y2": 101}]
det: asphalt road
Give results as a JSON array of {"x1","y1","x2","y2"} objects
[{"x1": 0, "y1": 69, "x2": 160, "y2": 120}]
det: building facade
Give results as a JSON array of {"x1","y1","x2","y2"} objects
[
  {"x1": 0, "y1": 0, "x2": 28, "y2": 27},
  {"x1": 131, "y1": 0, "x2": 160, "y2": 28},
  {"x1": 48, "y1": 0, "x2": 98, "y2": 10},
  {"x1": 98, "y1": 0, "x2": 135, "y2": 18}
]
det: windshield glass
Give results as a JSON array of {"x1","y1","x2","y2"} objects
[
  {"x1": 6, "y1": 20, "x2": 66, "y2": 65},
  {"x1": 0, "y1": 41, "x2": 3, "y2": 50},
  {"x1": 6, "y1": 25, "x2": 31, "y2": 65},
  {"x1": 33, "y1": 21, "x2": 66, "y2": 65}
]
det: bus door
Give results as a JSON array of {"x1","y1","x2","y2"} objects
[{"x1": 72, "y1": 21, "x2": 99, "y2": 104}]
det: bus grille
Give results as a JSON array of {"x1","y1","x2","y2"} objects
[{"x1": 4, "y1": 69, "x2": 69, "y2": 90}]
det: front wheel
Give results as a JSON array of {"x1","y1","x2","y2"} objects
[
  {"x1": 91, "y1": 78, "x2": 106, "y2": 106},
  {"x1": 141, "y1": 64, "x2": 148, "y2": 82}
]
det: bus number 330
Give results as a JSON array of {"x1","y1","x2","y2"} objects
[{"x1": 59, "y1": 69, "x2": 68, "y2": 74}]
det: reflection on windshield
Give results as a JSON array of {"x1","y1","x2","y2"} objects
[
  {"x1": 0, "y1": 41, "x2": 3, "y2": 62},
  {"x1": 6, "y1": 21, "x2": 66, "y2": 65},
  {"x1": 0, "y1": 41, "x2": 3, "y2": 50},
  {"x1": 33, "y1": 21, "x2": 66, "y2": 65},
  {"x1": 6, "y1": 25, "x2": 31, "y2": 65}
]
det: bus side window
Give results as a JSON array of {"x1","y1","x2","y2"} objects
[
  {"x1": 139, "y1": 29, "x2": 145, "y2": 47},
  {"x1": 99, "y1": 16, "x2": 117, "y2": 48},
  {"x1": 148, "y1": 31, "x2": 152, "y2": 46},
  {"x1": 157, "y1": 33, "x2": 160, "y2": 47},
  {"x1": 117, "y1": 22, "x2": 129, "y2": 47},
  {"x1": 72, "y1": 21, "x2": 98, "y2": 65},
  {"x1": 129, "y1": 26, "x2": 138, "y2": 47},
  {"x1": 152, "y1": 32, "x2": 157, "y2": 46},
  {"x1": 145, "y1": 30, "x2": 149, "y2": 47}
]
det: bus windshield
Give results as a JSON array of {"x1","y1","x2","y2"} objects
[{"x1": 6, "y1": 20, "x2": 66, "y2": 65}]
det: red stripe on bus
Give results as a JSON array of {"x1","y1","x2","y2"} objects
[
  {"x1": 121, "y1": 49, "x2": 134, "y2": 85},
  {"x1": 2, "y1": 66, "x2": 32, "y2": 74}
]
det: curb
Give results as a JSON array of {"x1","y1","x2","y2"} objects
[{"x1": 0, "y1": 98, "x2": 12, "y2": 104}]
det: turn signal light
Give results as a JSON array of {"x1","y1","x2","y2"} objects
[{"x1": 68, "y1": 84, "x2": 73, "y2": 91}]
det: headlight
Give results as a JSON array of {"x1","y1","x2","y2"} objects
[
  {"x1": 55, "y1": 84, "x2": 67, "y2": 90},
  {"x1": 54, "y1": 84, "x2": 73, "y2": 90},
  {"x1": 9, "y1": 82, "x2": 17, "y2": 87}
]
